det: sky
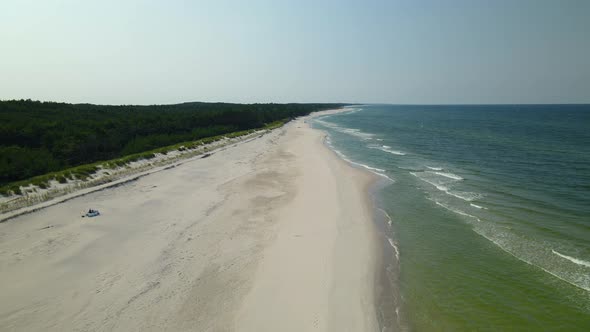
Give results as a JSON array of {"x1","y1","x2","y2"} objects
[{"x1": 1, "y1": 0, "x2": 589, "y2": 105}]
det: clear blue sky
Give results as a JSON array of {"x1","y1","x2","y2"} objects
[{"x1": 1, "y1": 0, "x2": 589, "y2": 104}]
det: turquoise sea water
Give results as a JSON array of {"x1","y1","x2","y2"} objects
[{"x1": 312, "y1": 105, "x2": 590, "y2": 331}]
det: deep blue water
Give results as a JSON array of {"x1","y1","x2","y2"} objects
[{"x1": 313, "y1": 104, "x2": 590, "y2": 331}]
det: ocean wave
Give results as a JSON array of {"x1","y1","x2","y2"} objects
[
  {"x1": 388, "y1": 237, "x2": 400, "y2": 261},
  {"x1": 429, "y1": 194, "x2": 590, "y2": 293},
  {"x1": 472, "y1": 227, "x2": 590, "y2": 292},
  {"x1": 314, "y1": 119, "x2": 376, "y2": 140},
  {"x1": 360, "y1": 163, "x2": 386, "y2": 173},
  {"x1": 379, "y1": 208, "x2": 393, "y2": 226},
  {"x1": 429, "y1": 199, "x2": 590, "y2": 291},
  {"x1": 314, "y1": 119, "x2": 338, "y2": 128},
  {"x1": 470, "y1": 203, "x2": 487, "y2": 209},
  {"x1": 325, "y1": 136, "x2": 394, "y2": 182},
  {"x1": 552, "y1": 250, "x2": 590, "y2": 268},
  {"x1": 411, "y1": 172, "x2": 481, "y2": 202},
  {"x1": 426, "y1": 166, "x2": 443, "y2": 171},
  {"x1": 331, "y1": 148, "x2": 394, "y2": 182},
  {"x1": 342, "y1": 108, "x2": 361, "y2": 115},
  {"x1": 447, "y1": 190, "x2": 482, "y2": 202},
  {"x1": 315, "y1": 118, "x2": 375, "y2": 140},
  {"x1": 432, "y1": 171, "x2": 463, "y2": 180},
  {"x1": 428, "y1": 198, "x2": 590, "y2": 293},
  {"x1": 410, "y1": 172, "x2": 449, "y2": 192},
  {"x1": 398, "y1": 167, "x2": 424, "y2": 172},
  {"x1": 341, "y1": 128, "x2": 375, "y2": 140},
  {"x1": 433, "y1": 200, "x2": 481, "y2": 221},
  {"x1": 368, "y1": 145, "x2": 406, "y2": 156}
]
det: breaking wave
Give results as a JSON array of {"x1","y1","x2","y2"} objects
[
  {"x1": 368, "y1": 145, "x2": 406, "y2": 156},
  {"x1": 552, "y1": 250, "x2": 590, "y2": 268}
]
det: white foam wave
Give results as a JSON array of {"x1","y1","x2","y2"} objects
[
  {"x1": 426, "y1": 166, "x2": 443, "y2": 171},
  {"x1": 411, "y1": 172, "x2": 481, "y2": 202},
  {"x1": 427, "y1": 194, "x2": 590, "y2": 292},
  {"x1": 470, "y1": 203, "x2": 487, "y2": 209},
  {"x1": 434, "y1": 201, "x2": 481, "y2": 221},
  {"x1": 433, "y1": 171, "x2": 463, "y2": 180},
  {"x1": 447, "y1": 190, "x2": 481, "y2": 202},
  {"x1": 341, "y1": 128, "x2": 375, "y2": 140},
  {"x1": 388, "y1": 238, "x2": 400, "y2": 261},
  {"x1": 368, "y1": 145, "x2": 406, "y2": 156},
  {"x1": 379, "y1": 208, "x2": 392, "y2": 226},
  {"x1": 342, "y1": 108, "x2": 361, "y2": 115},
  {"x1": 332, "y1": 149, "x2": 394, "y2": 182},
  {"x1": 552, "y1": 250, "x2": 590, "y2": 268},
  {"x1": 361, "y1": 164, "x2": 386, "y2": 173},
  {"x1": 315, "y1": 119, "x2": 376, "y2": 140},
  {"x1": 473, "y1": 229, "x2": 590, "y2": 292},
  {"x1": 410, "y1": 172, "x2": 449, "y2": 192},
  {"x1": 314, "y1": 119, "x2": 338, "y2": 129}
]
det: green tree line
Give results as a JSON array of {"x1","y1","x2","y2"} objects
[{"x1": 0, "y1": 100, "x2": 343, "y2": 185}]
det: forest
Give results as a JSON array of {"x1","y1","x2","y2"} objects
[{"x1": 0, "y1": 100, "x2": 343, "y2": 186}]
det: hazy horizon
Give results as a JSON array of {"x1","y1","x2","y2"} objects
[
  {"x1": 2, "y1": 0, "x2": 589, "y2": 105},
  {"x1": 4, "y1": 100, "x2": 590, "y2": 107}
]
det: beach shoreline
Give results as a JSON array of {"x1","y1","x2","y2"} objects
[
  {"x1": 312, "y1": 110, "x2": 400, "y2": 332},
  {"x1": 0, "y1": 108, "x2": 383, "y2": 331}
]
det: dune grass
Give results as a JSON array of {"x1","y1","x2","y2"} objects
[{"x1": 0, "y1": 120, "x2": 287, "y2": 197}]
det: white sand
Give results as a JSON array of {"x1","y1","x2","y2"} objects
[{"x1": 0, "y1": 111, "x2": 379, "y2": 331}]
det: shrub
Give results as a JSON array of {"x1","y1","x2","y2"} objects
[{"x1": 34, "y1": 181, "x2": 49, "y2": 189}]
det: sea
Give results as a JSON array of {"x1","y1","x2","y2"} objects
[{"x1": 311, "y1": 104, "x2": 590, "y2": 331}]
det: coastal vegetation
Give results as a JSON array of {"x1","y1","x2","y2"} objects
[{"x1": 0, "y1": 100, "x2": 341, "y2": 193}]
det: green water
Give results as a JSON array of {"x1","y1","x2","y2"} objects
[{"x1": 314, "y1": 105, "x2": 590, "y2": 331}]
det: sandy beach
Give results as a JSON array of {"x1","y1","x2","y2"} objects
[{"x1": 0, "y1": 111, "x2": 379, "y2": 331}]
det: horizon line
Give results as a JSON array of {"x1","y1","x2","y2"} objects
[{"x1": 1, "y1": 99, "x2": 589, "y2": 107}]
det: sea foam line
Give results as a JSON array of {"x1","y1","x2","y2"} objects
[
  {"x1": 473, "y1": 230, "x2": 590, "y2": 292},
  {"x1": 552, "y1": 250, "x2": 590, "y2": 268},
  {"x1": 314, "y1": 119, "x2": 375, "y2": 140},
  {"x1": 410, "y1": 172, "x2": 449, "y2": 192},
  {"x1": 431, "y1": 199, "x2": 590, "y2": 292},
  {"x1": 427, "y1": 194, "x2": 590, "y2": 293},
  {"x1": 388, "y1": 238, "x2": 400, "y2": 261},
  {"x1": 446, "y1": 190, "x2": 482, "y2": 202},
  {"x1": 378, "y1": 208, "x2": 393, "y2": 226},
  {"x1": 368, "y1": 145, "x2": 406, "y2": 156},
  {"x1": 342, "y1": 108, "x2": 361, "y2": 115},
  {"x1": 432, "y1": 200, "x2": 481, "y2": 221},
  {"x1": 328, "y1": 144, "x2": 393, "y2": 182},
  {"x1": 431, "y1": 200, "x2": 590, "y2": 292},
  {"x1": 411, "y1": 172, "x2": 481, "y2": 202},
  {"x1": 432, "y1": 171, "x2": 463, "y2": 180}
]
